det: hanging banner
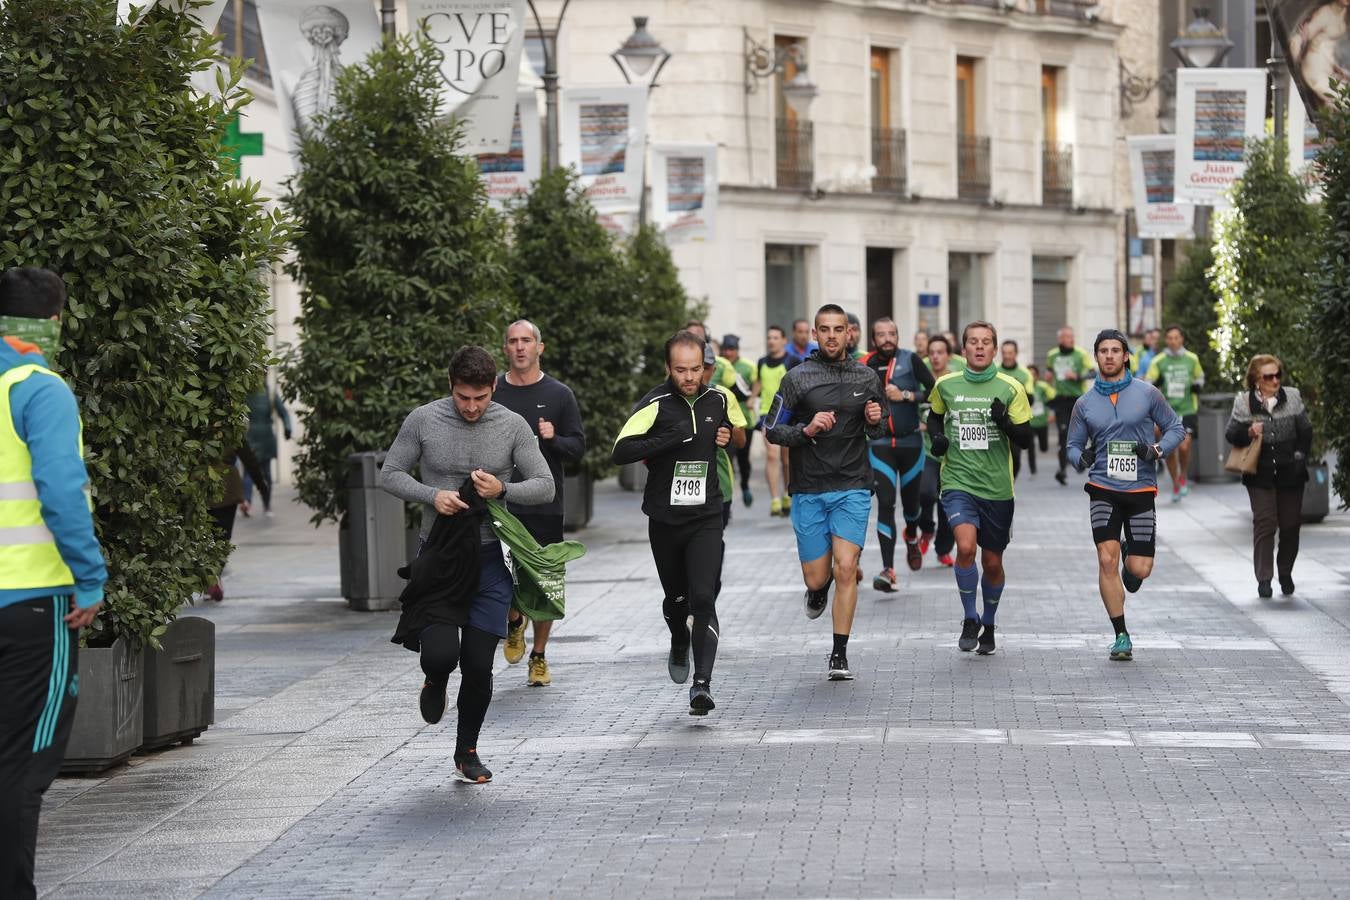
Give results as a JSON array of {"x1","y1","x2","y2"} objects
[
  {"x1": 476, "y1": 89, "x2": 540, "y2": 207},
  {"x1": 1128, "y1": 135, "x2": 1194, "y2": 239},
  {"x1": 651, "y1": 143, "x2": 718, "y2": 243},
  {"x1": 1173, "y1": 68, "x2": 1267, "y2": 206},
  {"x1": 560, "y1": 85, "x2": 648, "y2": 215},
  {"x1": 255, "y1": 1, "x2": 382, "y2": 157},
  {"x1": 118, "y1": 0, "x2": 229, "y2": 26},
  {"x1": 1269, "y1": 0, "x2": 1349, "y2": 121},
  {"x1": 1287, "y1": 77, "x2": 1323, "y2": 196},
  {"x1": 407, "y1": 0, "x2": 528, "y2": 154}
]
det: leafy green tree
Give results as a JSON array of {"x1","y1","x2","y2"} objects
[
  {"x1": 625, "y1": 224, "x2": 700, "y2": 391},
  {"x1": 1211, "y1": 137, "x2": 1325, "y2": 403},
  {"x1": 0, "y1": 0, "x2": 289, "y2": 646},
  {"x1": 510, "y1": 168, "x2": 638, "y2": 478},
  {"x1": 1312, "y1": 81, "x2": 1350, "y2": 505},
  {"x1": 1161, "y1": 241, "x2": 1228, "y2": 390},
  {"x1": 282, "y1": 40, "x2": 513, "y2": 524}
]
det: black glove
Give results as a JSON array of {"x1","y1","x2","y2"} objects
[
  {"x1": 930, "y1": 433, "x2": 950, "y2": 457},
  {"x1": 1074, "y1": 444, "x2": 1095, "y2": 473},
  {"x1": 989, "y1": 397, "x2": 1016, "y2": 436},
  {"x1": 1133, "y1": 442, "x2": 1164, "y2": 462}
]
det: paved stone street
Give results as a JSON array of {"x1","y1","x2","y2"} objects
[{"x1": 33, "y1": 461, "x2": 1350, "y2": 898}]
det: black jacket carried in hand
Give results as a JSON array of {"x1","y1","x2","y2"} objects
[{"x1": 390, "y1": 477, "x2": 487, "y2": 652}]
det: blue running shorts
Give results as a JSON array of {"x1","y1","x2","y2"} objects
[
  {"x1": 939, "y1": 489, "x2": 1015, "y2": 552},
  {"x1": 790, "y1": 489, "x2": 871, "y2": 561}
]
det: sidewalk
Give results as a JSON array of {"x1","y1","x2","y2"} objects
[{"x1": 35, "y1": 465, "x2": 1350, "y2": 899}]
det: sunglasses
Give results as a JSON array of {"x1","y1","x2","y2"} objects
[{"x1": 1259, "y1": 372, "x2": 1282, "y2": 382}]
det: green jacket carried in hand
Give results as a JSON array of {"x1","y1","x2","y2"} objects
[{"x1": 487, "y1": 500, "x2": 586, "y2": 622}]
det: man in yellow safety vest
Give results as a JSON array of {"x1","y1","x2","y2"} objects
[{"x1": 0, "y1": 267, "x2": 107, "y2": 900}]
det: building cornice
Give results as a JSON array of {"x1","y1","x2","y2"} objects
[{"x1": 813, "y1": 0, "x2": 1124, "y2": 43}]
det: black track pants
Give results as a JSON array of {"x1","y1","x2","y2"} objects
[
  {"x1": 735, "y1": 430, "x2": 754, "y2": 492},
  {"x1": 869, "y1": 444, "x2": 924, "y2": 569},
  {"x1": 419, "y1": 624, "x2": 499, "y2": 754},
  {"x1": 917, "y1": 457, "x2": 955, "y2": 556},
  {"x1": 1051, "y1": 396, "x2": 1077, "y2": 473},
  {"x1": 649, "y1": 516, "x2": 723, "y2": 682},
  {"x1": 1, "y1": 596, "x2": 79, "y2": 900}
]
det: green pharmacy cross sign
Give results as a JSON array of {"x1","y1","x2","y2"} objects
[{"x1": 220, "y1": 113, "x2": 264, "y2": 178}]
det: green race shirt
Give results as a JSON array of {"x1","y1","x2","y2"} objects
[
  {"x1": 1145, "y1": 349, "x2": 1204, "y2": 416},
  {"x1": 1046, "y1": 346, "x2": 1093, "y2": 398},
  {"x1": 714, "y1": 385, "x2": 748, "y2": 501},
  {"x1": 1029, "y1": 381, "x2": 1054, "y2": 429},
  {"x1": 732, "y1": 357, "x2": 756, "y2": 423},
  {"x1": 930, "y1": 368, "x2": 1033, "y2": 501}
]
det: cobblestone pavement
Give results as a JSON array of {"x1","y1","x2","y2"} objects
[{"x1": 34, "y1": 459, "x2": 1350, "y2": 899}]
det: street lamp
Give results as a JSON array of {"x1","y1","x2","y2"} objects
[
  {"x1": 612, "y1": 16, "x2": 672, "y2": 86},
  {"x1": 743, "y1": 30, "x2": 818, "y2": 118},
  {"x1": 1170, "y1": 7, "x2": 1233, "y2": 70}
]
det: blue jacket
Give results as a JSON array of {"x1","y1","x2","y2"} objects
[
  {"x1": 1066, "y1": 378, "x2": 1185, "y2": 493},
  {"x1": 0, "y1": 338, "x2": 107, "y2": 610}
]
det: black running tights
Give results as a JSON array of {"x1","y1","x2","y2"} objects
[
  {"x1": 649, "y1": 516, "x2": 723, "y2": 682},
  {"x1": 419, "y1": 624, "x2": 499, "y2": 754},
  {"x1": 870, "y1": 444, "x2": 923, "y2": 569},
  {"x1": 1051, "y1": 396, "x2": 1076, "y2": 473}
]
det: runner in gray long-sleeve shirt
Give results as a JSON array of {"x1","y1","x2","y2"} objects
[{"x1": 379, "y1": 346, "x2": 553, "y2": 786}]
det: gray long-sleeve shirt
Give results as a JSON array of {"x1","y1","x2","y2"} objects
[{"x1": 381, "y1": 399, "x2": 555, "y2": 543}]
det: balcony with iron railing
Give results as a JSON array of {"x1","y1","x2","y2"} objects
[
  {"x1": 956, "y1": 134, "x2": 991, "y2": 201},
  {"x1": 776, "y1": 120, "x2": 815, "y2": 191},
  {"x1": 871, "y1": 127, "x2": 908, "y2": 195},
  {"x1": 1042, "y1": 142, "x2": 1073, "y2": 207},
  {"x1": 930, "y1": 0, "x2": 1100, "y2": 18}
]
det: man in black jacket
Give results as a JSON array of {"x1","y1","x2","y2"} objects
[
  {"x1": 765, "y1": 305, "x2": 885, "y2": 681},
  {"x1": 612, "y1": 331, "x2": 732, "y2": 715}
]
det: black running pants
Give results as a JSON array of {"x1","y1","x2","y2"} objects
[
  {"x1": 735, "y1": 429, "x2": 753, "y2": 491},
  {"x1": 649, "y1": 516, "x2": 723, "y2": 682},
  {"x1": 0, "y1": 596, "x2": 79, "y2": 900},
  {"x1": 418, "y1": 624, "x2": 499, "y2": 754},
  {"x1": 1050, "y1": 396, "x2": 1077, "y2": 473},
  {"x1": 917, "y1": 457, "x2": 955, "y2": 556},
  {"x1": 869, "y1": 444, "x2": 924, "y2": 569}
]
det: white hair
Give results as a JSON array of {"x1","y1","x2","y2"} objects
[{"x1": 506, "y1": 319, "x2": 542, "y2": 342}]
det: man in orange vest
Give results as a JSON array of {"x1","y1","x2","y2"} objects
[{"x1": 0, "y1": 268, "x2": 107, "y2": 900}]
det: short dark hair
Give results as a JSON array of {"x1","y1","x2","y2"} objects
[
  {"x1": 791, "y1": 318, "x2": 809, "y2": 329},
  {"x1": 0, "y1": 268, "x2": 67, "y2": 319},
  {"x1": 767, "y1": 324, "x2": 786, "y2": 338},
  {"x1": 962, "y1": 320, "x2": 998, "y2": 347},
  {"x1": 447, "y1": 346, "x2": 497, "y2": 388},
  {"x1": 871, "y1": 317, "x2": 896, "y2": 339},
  {"x1": 927, "y1": 334, "x2": 951, "y2": 353},
  {"x1": 665, "y1": 329, "x2": 706, "y2": 365},
  {"x1": 1001, "y1": 339, "x2": 1018, "y2": 352},
  {"x1": 846, "y1": 312, "x2": 861, "y2": 327},
  {"x1": 815, "y1": 303, "x2": 847, "y2": 326},
  {"x1": 682, "y1": 319, "x2": 705, "y2": 331},
  {"x1": 1165, "y1": 324, "x2": 1184, "y2": 338},
  {"x1": 1027, "y1": 363, "x2": 1040, "y2": 376}
]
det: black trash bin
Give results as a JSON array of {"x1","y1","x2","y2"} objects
[
  {"x1": 1195, "y1": 393, "x2": 1239, "y2": 483},
  {"x1": 340, "y1": 451, "x2": 406, "y2": 611}
]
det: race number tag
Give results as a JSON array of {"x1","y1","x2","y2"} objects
[
  {"x1": 957, "y1": 409, "x2": 989, "y2": 451},
  {"x1": 671, "y1": 461, "x2": 708, "y2": 506},
  {"x1": 1053, "y1": 357, "x2": 1074, "y2": 380},
  {"x1": 1106, "y1": 441, "x2": 1137, "y2": 481},
  {"x1": 1032, "y1": 399, "x2": 1045, "y2": 418},
  {"x1": 1165, "y1": 369, "x2": 1188, "y2": 399}
]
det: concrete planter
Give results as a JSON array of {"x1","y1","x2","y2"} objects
[
  {"x1": 141, "y1": 617, "x2": 214, "y2": 751},
  {"x1": 563, "y1": 472, "x2": 593, "y2": 532},
  {"x1": 62, "y1": 638, "x2": 143, "y2": 774},
  {"x1": 618, "y1": 462, "x2": 647, "y2": 492},
  {"x1": 1303, "y1": 460, "x2": 1330, "y2": 524}
]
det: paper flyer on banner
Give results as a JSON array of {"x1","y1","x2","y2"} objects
[
  {"x1": 1173, "y1": 68, "x2": 1267, "y2": 206},
  {"x1": 560, "y1": 85, "x2": 648, "y2": 214},
  {"x1": 651, "y1": 144, "x2": 718, "y2": 243},
  {"x1": 255, "y1": 0, "x2": 383, "y2": 159},
  {"x1": 476, "y1": 90, "x2": 540, "y2": 207},
  {"x1": 1287, "y1": 77, "x2": 1323, "y2": 197},
  {"x1": 1128, "y1": 135, "x2": 1194, "y2": 239},
  {"x1": 407, "y1": 0, "x2": 528, "y2": 154}
]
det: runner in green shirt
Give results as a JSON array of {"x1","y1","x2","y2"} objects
[
  {"x1": 928, "y1": 321, "x2": 1033, "y2": 656},
  {"x1": 1024, "y1": 364, "x2": 1055, "y2": 476},
  {"x1": 719, "y1": 335, "x2": 757, "y2": 508},
  {"x1": 1046, "y1": 326, "x2": 1095, "y2": 485},
  {"x1": 1143, "y1": 325, "x2": 1205, "y2": 502},
  {"x1": 999, "y1": 340, "x2": 1035, "y2": 481},
  {"x1": 755, "y1": 326, "x2": 797, "y2": 516}
]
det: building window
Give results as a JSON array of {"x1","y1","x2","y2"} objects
[
  {"x1": 1041, "y1": 65, "x2": 1072, "y2": 207},
  {"x1": 218, "y1": 0, "x2": 271, "y2": 87},
  {"x1": 956, "y1": 56, "x2": 989, "y2": 201},
  {"x1": 870, "y1": 47, "x2": 906, "y2": 195},
  {"x1": 775, "y1": 36, "x2": 814, "y2": 191},
  {"x1": 948, "y1": 252, "x2": 985, "y2": 336},
  {"x1": 766, "y1": 244, "x2": 813, "y2": 333}
]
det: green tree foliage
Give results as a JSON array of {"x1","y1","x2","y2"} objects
[
  {"x1": 282, "y1": 40, "x2": 513, "y2": 524},
  {"x1": 1212, "y1": 137, "x2": 1325, "y2": 403},
  {"x1": 1312, "y1": 81, "x2": 1350, "y2": 504},
  {"x1": 0, "y1": 0, "x2": 289, "y2": 645},
  {"x1": 1161, "y1": 241, "x2": 1228, "y2": 389},
  {"x1": 625, "y1": 224, "x2": 701, "y2": 390},
  {"x1": 510, "y1": 168, "x2": 638, "y2": 478}
]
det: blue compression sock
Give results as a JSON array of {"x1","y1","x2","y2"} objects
[
  {"x1": 955, "y1": 564, "x2": 979, "y2": 620},
  {"x1": 981, "y1": 577, "x2": 1005, "y2": 626}
]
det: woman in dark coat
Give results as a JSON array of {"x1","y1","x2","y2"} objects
[
  {"x1": 206, "y1": 445, "x2": 270, "y2": 602},
  {"x1": 242, "y1": 386, "x2": 292, "y2": 516},
  {"x1": 1224, "y1": 354, "x2": 1314, "y2": 599}
]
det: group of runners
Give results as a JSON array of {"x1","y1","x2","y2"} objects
[{"x1": 378, "y1": 307, "x2": 1209, "y2": 784}]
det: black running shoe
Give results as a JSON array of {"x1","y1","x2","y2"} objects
[
  {"x1": 1054, "y1": 469, "x2": 1067, "y2": 485},
  {"x1": 804, "y1": 582, "x2": 830, "y2": 619},
  {"x1": 959, "y1": 618, "x2": 980, "y2": 652},
  {"x1": 1121, "y1": 560, "x2": 1143, "y2": 594},
  {"x1": 689, "y1": 680, "x2": 715, "y2": 716},
  {"x1": 453, "y1": 749, "x2": 492, "y2": 784},
  {"x1": 668, "y1": 639, "x2": 691, "y2": 685},
  {"x1": 1280, "y1": 574, "x2": 1295, "y2": 596},
  {"x1": 828, "y1": 652, "x2": 854, "y2": 681},
  {"x1": 976, "y1": 624, "x2": 997, "y2": 656},
  {"x1": 1258, "y1": 580, "x2": 1273, "y2": 599},
  {"x1": 419, "y1": 679, "x2": 447, "y2": 725}
]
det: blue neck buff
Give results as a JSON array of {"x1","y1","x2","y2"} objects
[{"x1": 1094, "y1": 368, "x2": 1132, "y2": 396}]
